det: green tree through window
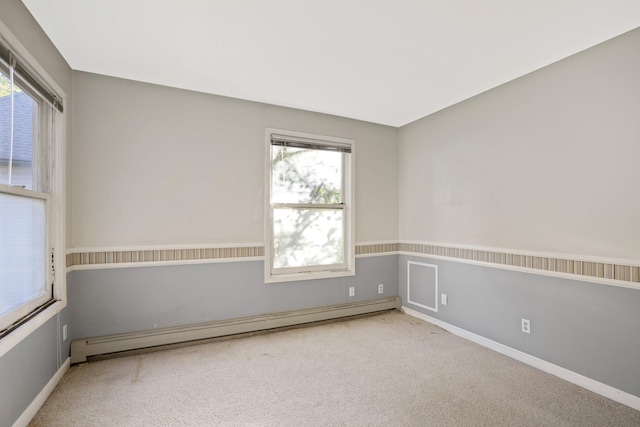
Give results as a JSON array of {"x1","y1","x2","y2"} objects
[{"x1": 266, "y1": 130, "x2": 354, "y2": 282}]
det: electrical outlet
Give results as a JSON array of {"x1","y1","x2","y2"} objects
[
  {"x1": 349, "y1": 287, "x2": 355, "y2": 297},
  {"x1": 441, "y1": 293, "x2": 448, "y2": 306},
  {"x1": 521, "y1": 318, "x2": 531, "y2": 334},
  {"x1": 62, "y1": 324, "x2": 68, "y2": 341},
  {"x1": 378, "y1": 284, "x2": 384, "y2": 294}
]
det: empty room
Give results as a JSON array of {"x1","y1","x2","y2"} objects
[{"x1": 1, "y1": 0, "x2": 640, "y2": 425}]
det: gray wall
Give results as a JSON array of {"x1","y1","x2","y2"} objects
[
  {"x1": 398, "y1": 28, "x2": 640, "y2": 399},
  {"x1": 0, "y1": 312, "x2": 71, "y2": 426},
  {"x1": 66, "y1": 70, "x2": 400, "y2": 402},
  {"x1": 399, "y1": 27, "x2": 640, "y2": 260},
  {"x1": 399, "y1": 255, "x2": 640, "y2": 397},
  {"x1": 68, "y1": 256, "x2": 398, "y2": 340},
  {"x1": 0, "y1": 1, "x2": 72, "y2": 426},
  {"x1": 3, "y1": 2, "x2": 639, "y2": 425},
  {"x1": 70, "y1": 71, "x2": 399, "y2": 248}
]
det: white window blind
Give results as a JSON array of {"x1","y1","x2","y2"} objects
[{"x1": 0, "y1": 193, "x2": 47, "y2": 317}]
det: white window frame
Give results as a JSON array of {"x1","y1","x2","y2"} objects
[
  {"x1": 264, "y1": 128, "x2": 355, "y2": 283},
  {"x1": 0, "y1": 22, "x2": 66, "y2": 357}
]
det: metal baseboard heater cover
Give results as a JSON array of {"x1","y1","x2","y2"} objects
[{"x1": 71, "y1": 296, "x2": 401, "y2": 364}]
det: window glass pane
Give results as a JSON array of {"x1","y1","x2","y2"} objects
[
  {"x1": 273, "y1": 208, "x2": 343, "y2": 269},
  {"x1": 0, "y1": 70, "x2": 38, "y2": 190},
  {"x1": 0, "y1": 192, "x2": 47, "y2": 317},
  {"x1": 272, "y1": 146, "x2": 343, "y2": 204},
  {"x1": 0, "y1": 70, "x2": 11, "y2": 185}
]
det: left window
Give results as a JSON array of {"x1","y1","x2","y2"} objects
[{"x1": 0, "y1": 42, "x2": 63, "y2": 335}]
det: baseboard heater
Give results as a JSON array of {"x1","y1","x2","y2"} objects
[{"x1": 71, "y1": 296, "x2": 401, "y2": 364}]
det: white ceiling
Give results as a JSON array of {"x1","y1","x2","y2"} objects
[{"x1": 21, "y1": 0, "x2": 640, "y2": 127}]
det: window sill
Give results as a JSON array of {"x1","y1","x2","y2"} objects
[
  {"x1": 265, "y1": 268, "x2": 355, "y2": 284},
  {"x1": 0, "y1": 300, "x2": 66, "y2": 358}
]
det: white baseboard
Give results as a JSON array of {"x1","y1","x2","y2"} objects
[
  {"x1": 13, "y1": 357, "x2": 70, "y2": 427},
  {"x1": 401, "y1": 306, "x2": 640, "y2": 412}
]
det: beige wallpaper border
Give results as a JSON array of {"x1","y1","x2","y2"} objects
[
  {"x1": 66, "y1": 242, "x2": 640, "y2": 285},
  {"x1": 355, "y1": 243, "x2": 400, "y2": 256},
  {"x1": 66, "y1": 243, "x2": 401, "y2": 269},
  {"x1": 398, "y1": 243, "x2": 640, "y2": 284},
  {"x1": 66, "y1": 246, "x2": 265, "y2": 268}
]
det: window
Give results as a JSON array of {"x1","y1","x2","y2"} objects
[
  {"x1": 0, "y1": 41, "x2": 63, "y2": 335},
  {"x1": 265, "y1": 129, "x2": 355, "y2": 283}
]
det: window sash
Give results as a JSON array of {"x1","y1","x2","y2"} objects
[
  {"x1": 270, "y1": 143, "x2": 345, "y2": 205},
  {"x1": 270, "y1": 207, "x2": 349, "y2": 271},
  {"x1": 271, "y1": 205, "x2": 346, "y2": 273},
  {"x1": 0, "y1": 189, "x2": 52, "y2": 332},
  {"x1": 0, "y1": 62, "x2": 52, "y2": 195}
]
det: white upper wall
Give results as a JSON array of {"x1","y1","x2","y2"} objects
[
  {"x1": 399, "y1": 28, "x2": 640, "y2": 260},
  {"x1": 71, "y1": 72, "x2": 398, "y2": 248},
  {"x1": 70, "y1": 25, "x2": 640, "y2": 257}
]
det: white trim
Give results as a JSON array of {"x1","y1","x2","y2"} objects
[
  {"x1": 0, "y1": 301, "x2": 65, "y2": 359},
  {"x1": 401, "y1": 306, "x2": 640, "y2": 412},
  {"x1": 400, "y1": 239, "x2": 640, "y2": 268},
  {"x1": 356, "y1": 251, "x2": 401, "y2": 259},
  {"x1": 264, "y1": 128, "x2": 272, "y2": 282},
  {"x1": 264, "y1": 268, "x2": 355, "y2": 284},
  {"x1": 399, "y1": 251, "x2": 640, "y2": 291},
  {"x1": 66, "y1": 242, "x2": 265, "y2": 254},
  {"x1": 65, "y1": 256, "x2": 264, "y2": 273},
  {"x1": 12, "y1": 358, "x2": 70, "y2": 427},
  {"x1": 64, "y1": 252, "x2": 399, "y2": 272},
  {"x1": 52, "y1": 106, "x2": 67, "y2": 306},
  {"x1": 407, "y1": 261, "x2": 438, "y2": 312}
]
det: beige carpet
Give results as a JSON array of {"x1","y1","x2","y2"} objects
[{"x1": 31, "y1": 312, "x2": 640, "y2": 426}]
